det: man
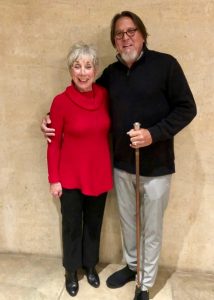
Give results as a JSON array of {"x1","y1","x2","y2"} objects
[{"x1": 41, "y1": 11, "x2": 197, "y2": 300}]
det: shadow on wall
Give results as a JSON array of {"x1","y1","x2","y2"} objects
[
  {"x1": 161, "y1": 125, "x2": 203, "y2": 271},
  {"x1": 51, "y1": 197, "x2": 63, "y2": 257},
  {"x1": 150, "y1": 125, "x2": 202, "y2": 297},
  {"x1": 96, "y1": 26, "x2": 116, "y2": 77}
]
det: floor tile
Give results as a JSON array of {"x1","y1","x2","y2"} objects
[{"x1": 0, "y1": 254, "x2": 213, "y2": 300}]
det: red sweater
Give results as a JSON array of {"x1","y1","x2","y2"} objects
[{"x1": 47, "y1": 83, "x2": 113, "y2": 196}]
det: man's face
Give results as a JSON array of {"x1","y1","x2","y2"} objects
[{"x1": 114, "y1": 17, "x2": 144, "y2": 66}]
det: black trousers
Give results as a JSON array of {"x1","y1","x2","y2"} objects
[{"x1": 60, "y1": 189, "x2": 107, "y2": 272}]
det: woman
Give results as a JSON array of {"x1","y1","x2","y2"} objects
[{"x1": 47, "y1": 43, "x2": 113, "y2": 297}]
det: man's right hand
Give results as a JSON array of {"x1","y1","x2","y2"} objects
[{"x1": 40, "y1": 114, "x2": 55, "y2": 143}]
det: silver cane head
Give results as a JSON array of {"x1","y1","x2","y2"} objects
[{"x1": 133, "y1": 122, "x2": 141, "y2": 130}]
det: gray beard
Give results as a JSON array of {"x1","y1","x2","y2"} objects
[{"x1": 121, "y1": 50, "x2": 138, "y2": 64}]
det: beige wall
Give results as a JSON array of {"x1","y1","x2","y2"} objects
[{"x1": 0, "y1": 0, "x2": 213, "y2": 274}]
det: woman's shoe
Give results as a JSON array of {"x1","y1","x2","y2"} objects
[
  {"x1": 85, "y1": 267, "x2": 100, "y2": 288},
  {"x1": 65, "y1": 271, "x2": 79, "y2": 297}
]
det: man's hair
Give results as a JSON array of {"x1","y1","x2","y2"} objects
[{"x1": 110, "y1": 11, "x2": 148, "y2": 48}]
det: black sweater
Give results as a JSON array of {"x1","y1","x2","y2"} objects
[{"x1": 97, "y1": 48, "x2": 197, "y2": 176}]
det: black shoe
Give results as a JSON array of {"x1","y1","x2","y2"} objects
[
  {"x1": 65, "y1": 271, "x2": 79, "y2": 297},
  {"x1": 133, "y1": 290, "x2": 149, "y2": 300},
  {"x1": 106, "y1": 265, "x2": 136, "y2": 288},
  {"x1": 85, "y1": 267, "x2": 100, "y2": 288}
]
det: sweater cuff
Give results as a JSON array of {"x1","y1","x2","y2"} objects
[
  {"x1": 48, "y1": 175, "x2": 59, "y2": 183},
  {"x1": 148, "y1": 126, "x2": 162, "y2": 143}
]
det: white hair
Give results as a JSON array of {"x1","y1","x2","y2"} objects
[{"x1": 67, "y1": 42, "x2": 98, "y2": 69}]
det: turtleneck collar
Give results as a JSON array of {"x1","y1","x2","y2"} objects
[{"x1": 65, "y1": 83, "x2": 104, "y2": 111}]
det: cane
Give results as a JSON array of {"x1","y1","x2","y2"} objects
[{"x1": 133, "y1": 122, "x2": 142, "y2": 298}]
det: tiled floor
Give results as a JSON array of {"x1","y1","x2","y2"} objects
[{"x1": 0, "y1": 253, "x2": 213, "y2": 300}]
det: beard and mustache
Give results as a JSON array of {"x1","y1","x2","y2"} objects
[{"x1": 120, "y1": 49, "x2": 138, "y2": 64}]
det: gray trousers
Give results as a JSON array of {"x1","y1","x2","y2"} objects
[{"x1": 114, "y1": 168, "x2": 172, "y2": 290}]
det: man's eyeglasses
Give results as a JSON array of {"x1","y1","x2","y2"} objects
[{"x1": 115, "y1": 28, "x2": 138, "y2": 40}]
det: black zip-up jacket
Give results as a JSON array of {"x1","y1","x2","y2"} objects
[{"x1": 97, "y1": 48, "x2": 197, "y2": 176}]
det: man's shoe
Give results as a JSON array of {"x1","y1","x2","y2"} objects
[
  {"x1": 85, "y1": 267, "x2": 100, "y2": 288},
  {"x1": 65, "y1": 271, "x2": 79, "y2": 297},
  {"x1": 133, "y1": 290, "x2": 149, "y2": 300},
  {"x1": 106, "y1": 265, "x2": 136, "y2": 288}
]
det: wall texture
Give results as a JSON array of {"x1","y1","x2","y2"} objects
[{"x1": 0, "y1": 0, "x2": 213, "y2": 273}]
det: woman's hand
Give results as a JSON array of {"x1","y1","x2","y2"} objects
[
  {"x1": 127, "y1": 128, "x2": 152, "y2": 148},
  {"x1": 40, "y1": 114, "x2": 55, "y2": 143},
  {"x1": 50, "y1": 182, "x2": 62, "y2": 198}
]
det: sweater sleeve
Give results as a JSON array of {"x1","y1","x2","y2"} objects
[
  {"x1": 148, "y1": 57, "x2": 197, "y2": 143},
  {"x1": 47, "y1": 96, "x2": 64, "y2": 183}
]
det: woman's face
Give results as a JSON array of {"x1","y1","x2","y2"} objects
[{"x1": 70, "y1": 56, "x2": 96, "y2": 92}]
